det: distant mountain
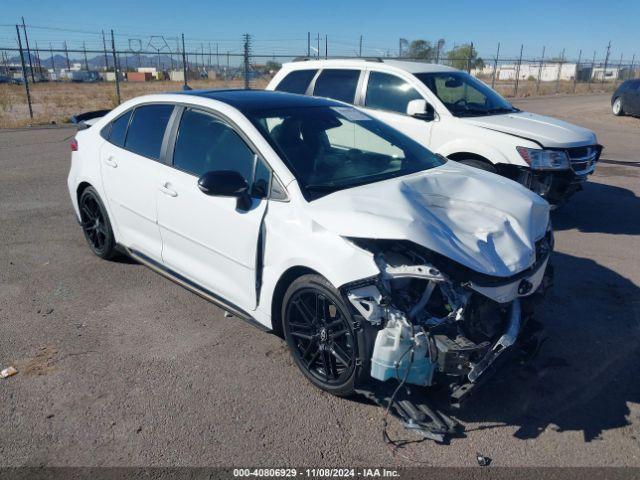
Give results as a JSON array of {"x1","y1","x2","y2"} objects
[{"x1": 7, "y1": 53, "x2": 216, "y2": 71}]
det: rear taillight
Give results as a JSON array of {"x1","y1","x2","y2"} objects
[{"x1": 70, "y1": 138, "x2": 78, "y2": 151}]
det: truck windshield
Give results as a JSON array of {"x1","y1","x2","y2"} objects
[
  {"x1": 247, "y1": 105, "x2": 445, "y2": 199},
  {"x1": 415, "y1": 71, "x2": 518, "y2": 118}
]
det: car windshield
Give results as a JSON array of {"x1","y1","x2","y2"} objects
[
  {"x1": 415, "y1": 71, "x2": 519, "y2": 118},
  {"x1": 246, "y1": 105, "x2": 445, "y2": 200}
]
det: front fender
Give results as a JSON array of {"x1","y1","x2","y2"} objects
[{"x1": 436, "y1": 138, "x2": 516, "y2": 166}]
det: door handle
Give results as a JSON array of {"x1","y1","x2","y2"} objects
[
  {"x1": 159, "y1": 183, "x2": 178, "y2": 197},
  {"x1": 103, "y1": 156, "x2": 118, "y2": 168}
]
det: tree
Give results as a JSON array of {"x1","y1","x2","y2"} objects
[
  {"x1": 399, "y1": 38, "x2": 409, "y2": 57},
  {"x1": 408, "y1": 40, "x2": 434, "y2": 60},
  {"x1": 447, "y1": 44, "x2": 484, "y2": 71},
  {"x1": 265, "y1": 60, "x2": 282, "y2": 72}
]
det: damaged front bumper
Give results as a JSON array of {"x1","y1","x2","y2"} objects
[
  {"x1": 343, "y1": 234, "x2": 553, "y2": 404},
  {"x1": 497, "y1": 146, "x2": 601, "y2": 206}
]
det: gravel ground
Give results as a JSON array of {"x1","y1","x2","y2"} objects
[{"x1": 0, "y1": 93, "x2": 639, "y2": 467}]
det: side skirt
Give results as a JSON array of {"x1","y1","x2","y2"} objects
[{"x1": 125, "y1": 247, "x2": 270, "y2": 332}]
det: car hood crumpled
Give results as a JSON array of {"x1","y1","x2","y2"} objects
[
  {"x1": 305, "y1": 162, "x2": 550, "y2": 277},
  {"x1": 461, "y1": 111, "x2": 597, "y2": 148}
]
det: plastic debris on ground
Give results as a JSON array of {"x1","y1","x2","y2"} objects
[{"x1": 1, "y1": 366, "x2": 18, "y2": 378}]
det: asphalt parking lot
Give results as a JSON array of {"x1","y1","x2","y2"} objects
[{"x1": 1, "y1": 93, "x2": 639, "y2": 467}]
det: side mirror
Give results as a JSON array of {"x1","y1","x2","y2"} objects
[
  {"x1": 406, "y1": 99, "x2": 435, "y2": 121},
  {"x1": 198, "y1": 170, "x2": 252, "y2": 211}
]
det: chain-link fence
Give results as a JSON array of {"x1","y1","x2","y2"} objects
[{"x1": 1, "y1": 24, "x2": 637, "y2": 128}]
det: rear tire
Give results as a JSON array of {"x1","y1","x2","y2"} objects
[
  {"x1": 78, "y1": 186, "x2": 117, "y2": 260},
  {"x1": 612, "y1": 97, "x2": 624, "y2": 116},
  {"x1": 282, "y1": 274, "x2": 358, "y2": 397},
  {"x1": 458, "y1": 158, "x2": 497, "y2": 173}
]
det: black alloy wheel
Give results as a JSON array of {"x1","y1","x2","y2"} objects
[
  {"x1": 282, "y1": 274, "x2": 358, "y2": 396},
  {"x1": 79, "y1": 186, "x2": 116, "y2": 259}
]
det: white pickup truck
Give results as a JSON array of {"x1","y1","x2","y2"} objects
[{"x1": 267, "y1": 59, "x2": 601, "y2": 206}]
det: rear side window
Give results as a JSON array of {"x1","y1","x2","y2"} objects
[
  {"x1": 108, "y1": 110, "x2": 132, "y2": 147},
  {"x1": 313, "y1": 69, "x2": 360, "y2": 103},
  {"x1": 365, "y1": 71, "x2": 422, "y2": 114},
  {"x1": 173, "y1": 109, "x2": 255, "y2": 182},
  {"x1": 125, "y1": 104, "x2": 174, "y2": 160},
  {"x1": 275, "y1": 69, "x2": 317, "y2": 94}
]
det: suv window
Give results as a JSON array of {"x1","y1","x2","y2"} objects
[
  {"x1": 107, "y1": 110, "x2": 132, "y2": 147},
  {"x1": 173, "y1": 109, "x2": 255, "y2": 183},
  {"x1": 365, "y1": 71, "x2": 422, "y2": 114},
  {"x1": 313, "y1": 69, "x2": 360, "y2": 103},
  {"x1": 275, "y1": 69, "x2": 317, "y2": 94},
  {"x1": 125, "y1": 104, "x2": 174, "y2": 160}
]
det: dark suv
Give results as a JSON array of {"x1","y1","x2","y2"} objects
[{"x1": 612, "y1": 79, "x2": 640, "y2": 116}]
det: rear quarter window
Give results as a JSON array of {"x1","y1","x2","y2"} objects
[
  {"x1": 275, "y1": 69, "x2": 317, "y2": 94},
  {"x1": 105, "y1": 110, "x2": 132, "y2": 147}
]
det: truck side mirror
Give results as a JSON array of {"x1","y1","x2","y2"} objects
[{"x1": 406, "y1": 99, "x2": 435, "y2": 121}]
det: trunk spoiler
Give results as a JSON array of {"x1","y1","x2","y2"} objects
[{"x1": 70, "y1": 109, "x2": 111, "y2": 130}]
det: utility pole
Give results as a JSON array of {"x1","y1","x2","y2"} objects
[
  {"x1": 573, "y1": 49, "x2": 582, "y2": 93},
  {"x1": 83, "y1": 42, "x2": 89, "y2": 70},
  {"x1": 588, "y1": 50, "x2": 596, "y2": 91},
  {"x1": 21, "y1": 17, "x2": 35, "y2": 83},
  {"x1": 181, "y1": 33, "x2": 188, "y2": 88},
  {"x1": 616, "y1": 52, "x2": 623, "y2": 84},
  {"x1": 110, "y1": 30, "x2": 121, "y2": 105},
  {"x1": 64, "y1": 41, "x2": 70, "y2": 69},
  {"x1": 102, "y1": 30, "x2": 109, "y2": 71},
  {"x1": 49, "y1": 43, "x2": 55, "y2": 72},
  {"x1": 359, "y1": 35, "x2": 363, "y2": 57},
  {"x1": 536, "y1": 46, "x2": 545, "y2": 95},
  {"x1": 555, "y1": 48, "x2": 565, "y2": 94},
  {"x1": 325, "y1": 35, "x2": 328, "y2": 59},
  {"x1": 602, "y1": 41, "x2": 611, "y2": 84},
  {"x1": 514, "y1": 44, "x2": 523, "y2": 96},
  {"x1": 216, "y1": 43, "x2": 219, "y2": 69},
  {"x1": 307, "y1": 32, "x2": 310, "y2": 57},
  {"x1": 16, "y1": 24, "x2": 33, "y2": 119},
  {"x1": 243, "y1": 33, "x2": 251, "y2": 89},
  {"x1": 467, "y1": 41, "x2": 474, "y2": 73},
  {"x1": 317, "y1": 33, "x2": 320, "y2": 59},
  {"x1": 491, "y1": 42, "x2": 500, "y2": 89}
]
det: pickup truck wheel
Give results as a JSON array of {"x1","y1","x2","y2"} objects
[
  {"x1": 282, "y1": 274, "x2": 357, "y2": 397},
  {"x1": 79, "y1": 186, "x2": 117, "y2": 260},
  {"x1": 459, "y1": 158, "x2": 497, "y2": 173},
  {"x1": 612, "y1": 97, "x2": 624, "y2": 116}
]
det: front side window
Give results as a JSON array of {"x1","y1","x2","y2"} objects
[
  {"x1": 275, "y1": 69, "x2": 317, "y2": 95},
  {"x1": 365, "y1": 71, "x2": 422, "y2": 114},
  {"x1": 247, "y1": 105, "x2": 444, "y2": 200},
  {"x1": 107, "y1": 110, "x2": 132, "y2": 147},
  {"x1": 415, "y1": 72, "x2": 517, "y2": 117},
  {"x1": 125, "y1": 104, "x2": 174, "y2": 160},
  {"x1": 313, "y1": 69, "x2": 360, "y2": 103},
  {"x1": 173, "y1": 109, "x2": 255, "y2": 183}
]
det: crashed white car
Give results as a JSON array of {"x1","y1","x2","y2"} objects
[{"x1": 68, "y1": 90, "x2": 553, "y2": 399}]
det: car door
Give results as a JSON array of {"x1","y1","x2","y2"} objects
[
  {"x1": 359, "y1": 70, "x2": 434, "y2": 149},
  {"x1": 100, "y1": 104, "x2": 174, "y2": 261},
  {"x1": 156, "y1": 107, "x2": 269, "y2": 312}
]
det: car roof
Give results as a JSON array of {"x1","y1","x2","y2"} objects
[
  {"x1": 283, "y1": 58, "x2": 458, "y2": 74},
  {"x1": 177, "y1": 88, "x2": 343, "y2": 111}
]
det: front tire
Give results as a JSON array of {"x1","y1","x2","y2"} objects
[
  {"x1": 282, "y1": 274, "x2": 358, "y2": 397},
  {"x1": 612, "y1": 97, "x2": 624, "y2": 116},
  {"x1": 78, "y1": 186, "x2": 117, "y2": 260}
]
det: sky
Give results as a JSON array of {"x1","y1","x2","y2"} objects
[{"x1": 1, "y1": 0, "x2": 638, "y2": 62}]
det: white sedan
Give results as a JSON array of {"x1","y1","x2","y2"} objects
[{"x1": 68, "y1": 90, "x2": 553, "y2": 399}]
